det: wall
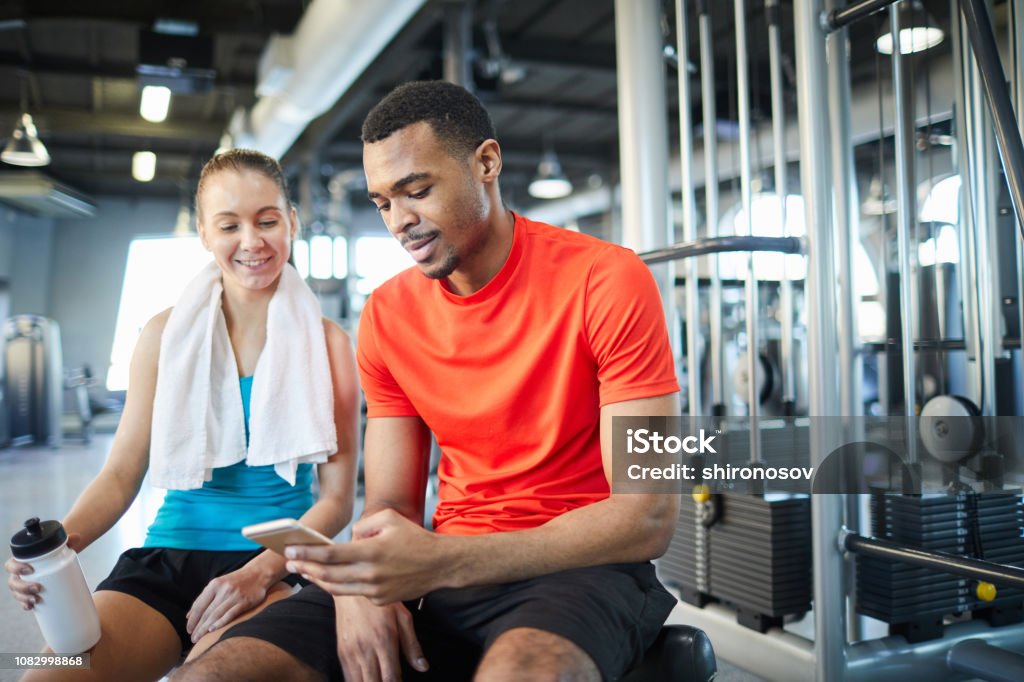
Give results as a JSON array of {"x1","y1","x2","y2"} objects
[
  {"x1": 49, "y1": 197, "x2": 179, "y2": 393},
  {"x1": 0, "y1": 208, "x2": 56, "y2": 317}
]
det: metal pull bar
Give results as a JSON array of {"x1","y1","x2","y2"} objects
[
  {"x1": 638, "y1": 236, "x2": 804, "y2": 265},
  {"x1": 845, "y1": 532, "x2": 1024, "y2": 590}
]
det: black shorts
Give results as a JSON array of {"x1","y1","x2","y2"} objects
[
  {"x1": 95, "y1": 547, "x2": 304, "y2": 652},
  {"x1": 219, "y1": 562, "x2": 676, "y2": 681}
]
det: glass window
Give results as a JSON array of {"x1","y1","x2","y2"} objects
[
  {"x1": 107, "y1": 237, "x2": 212, "y2": 391},
  {"x1": 354, "y1": 236, "x2": 412, "y2": 294},
  {"x1": 721, "y1": 193, "x2": 886, "y2": 340},
  {"x1": 920, "y1": 175, "x2": 961, "y2": 224}
]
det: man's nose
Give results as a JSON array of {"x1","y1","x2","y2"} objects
[{"x1": 386, "y1": 201, "x2": 418, "y2": 236}]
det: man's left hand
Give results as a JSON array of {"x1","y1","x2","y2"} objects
[{"x1": 285, "y1": 509, "x2": 446, "y2": 604}]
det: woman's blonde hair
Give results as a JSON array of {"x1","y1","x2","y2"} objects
[{"x1": 195, "y1": 149, "x2": 291, "y2": 220}]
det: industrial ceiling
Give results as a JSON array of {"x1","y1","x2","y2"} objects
[{"x1": 0, "y1": 0, "x2": 958, "y2": 220}]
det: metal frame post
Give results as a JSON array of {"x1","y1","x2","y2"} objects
[
  {"x1": 951, "y1": 0, "x2": 985, "y2": 409},
  {"x1": 825, "y1": 0, "x2": 866, "y2": 643},
  {"x1": 794, "y1": 0, "x2": 845, "y2": 679},
  {"x1": 1012, "y1": 0, "x2": 1024, "y2": 414},
  {"x1": 443, "y1": 1, "x2": 474, "y2": 89},
  {"x1": 734, "y1": 0, "x2": 762, "y2": 462},
  {"x1": 960, "y1": 0, "x2": 1024, "y2": 235},
  {"x1": 890, "y1": 3, "x2": 920, "y2": 461},
  {"x1": 676, "y1": 0, "x2": 702, "y2": 416},
  {"x1": 698, "y1": 0, "x2": 726, "y2": 413},
  {"x1": 767, "y1": 0, "x2": 799, "y2": 416},
  {"x1": 958, "y1": 2, "x2": 1001, "y2": 415},
  {"x1": 614, "y1": 0, "x2": 678, "y2": 354}
]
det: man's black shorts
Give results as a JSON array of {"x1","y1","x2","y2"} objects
[
  {"x1": 95, "y1": 546, "x2": 305, "y2": 652},
  {"x1": 218, "y1": 561, "x2": 677, "y2": 681}
]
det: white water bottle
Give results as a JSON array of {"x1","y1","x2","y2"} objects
[{"x1": 9, "y1": 518, "x2": 101, "y2": 654}]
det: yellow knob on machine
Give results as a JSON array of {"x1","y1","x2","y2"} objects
[
  {"x1": 692, "y1": 484, "x2": 711, "y2": 504},
  {"x1": 976, "y1": 581, "x2": 997, "y2": 602}
]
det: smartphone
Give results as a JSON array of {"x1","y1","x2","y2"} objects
[{"x1": 241, "y1": 518, "x2": 333, "y2": 556}]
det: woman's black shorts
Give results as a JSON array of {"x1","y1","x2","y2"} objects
[{"x1": 96, "y1": 546, "x2": 303, "y2": 652}]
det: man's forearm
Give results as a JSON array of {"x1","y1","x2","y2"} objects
[{"x1": 440, "y1": 493, "x2": 679, "y2": 589}]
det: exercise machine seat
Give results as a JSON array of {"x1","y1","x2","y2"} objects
[{"x1": 620, "y1": 624, "x2": 717, "y2": 681}]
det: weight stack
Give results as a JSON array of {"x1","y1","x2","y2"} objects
[
  {"x1": 856, "y1": 490, "x2": 1024, "y2": 643},
  {"x1": 658, "y1": 499, "x2": 714, "y2": 607},
  {"x1": 657, "y1": 492, "x2": 812, "y2": 632}
]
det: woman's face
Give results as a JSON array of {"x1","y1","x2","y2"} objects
[{"x1": 197, "y1": 169, "x2": 296, "y2": 293}]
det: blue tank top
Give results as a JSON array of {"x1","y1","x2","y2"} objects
[{"x1": 144, "y1": 376, "x2": 315, "y2": 550}]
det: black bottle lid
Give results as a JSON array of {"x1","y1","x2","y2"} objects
[{"x1": 9, "y1": 517, "x2": 67, "y2": 560}]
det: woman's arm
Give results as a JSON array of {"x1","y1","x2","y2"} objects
[
  {"x1": 61, "y1": 309, "x2": 169, "y2": 550},
  {"x1": 6, "y1": 310, "x2": 167, "y2": 610}
]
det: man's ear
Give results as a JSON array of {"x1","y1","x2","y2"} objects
[{"x1": 475, "y1": 139, "x2": 503, "y2": 184}]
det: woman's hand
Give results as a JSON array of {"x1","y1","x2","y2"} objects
[
  {"x1": 186, "y1": 565, "x2": 271, "y2": 642},
  {"x1": 5, "y1": 532, "x2": 82, "y2": 611},
  {"x1": 5, "y1": 556, "x2": 40, "y2": 611}
]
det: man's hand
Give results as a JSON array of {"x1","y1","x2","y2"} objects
[
  {"x1": 335, "y1": 595, "x2": 428, "y2": 682},
  {"x1": 186, "y1": 565, "x2": 271, "y2": 642},
  {"x1": 286, "y1": 509, "x2": 446, "y2": 604}
]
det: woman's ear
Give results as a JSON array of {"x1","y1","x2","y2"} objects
[
  {"x1": 196, "y1": 218, "x2": 209, "y2": 250},
  {"x1": 289, "y1": 205, "x2": 299, "y2": 240}
]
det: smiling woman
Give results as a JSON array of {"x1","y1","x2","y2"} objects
[{"x1": 5, "y1": 148, "x2": 360, "y2": 682}]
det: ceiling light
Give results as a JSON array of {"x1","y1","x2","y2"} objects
[
  {"x1": 528, "y1": 149, "x2": 573, "y2": 200},
  {"x1": 132, "y1": 151, "x2": 157, "y2": 182},
  {"x1": 153, "y1": 18, "x2": 199, "y2": 37},
  {"x1": 140, "y1": 85, "x2": 172, "y2": 123},
  {"x1": 2, "y1": 113, "x2": 50, "y2": 167}
]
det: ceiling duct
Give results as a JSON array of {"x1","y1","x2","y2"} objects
[
  {"x1": 242, "y1": 0, "x2": 428, "y2": 159},
  {"x1": 137, "y1": 30, "x2": 216, "y2": 94},
  {"x1": 0, "y1": 172, "x2": 96, "y2": 218}
]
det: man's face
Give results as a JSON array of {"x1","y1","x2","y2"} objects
[{"x1": 364, "y1": 121, "x2": 489, "y2": 281}]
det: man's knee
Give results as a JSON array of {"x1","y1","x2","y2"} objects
[
  {"x1": 474, "y1": 627, "x2": 600, "y2": 682},
  {"x1": 171, "y1": 637, "x2": 320, "y2": 682}
]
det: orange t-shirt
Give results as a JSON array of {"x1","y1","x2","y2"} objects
[{"x1": 357, "y1": 213, "x2": 679, "y2": 535}]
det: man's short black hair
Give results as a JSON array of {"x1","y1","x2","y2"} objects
[{"x1": 361, "y1": 80, "x2": 497, "y2": 160}]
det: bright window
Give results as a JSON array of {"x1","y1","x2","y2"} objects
[
  {"x1": 919, "y1": 175, "x2": 961, "y2": 265},
  {"x1": 292, "y1": 236, "x2": 347, "y2": 280},
  {"x1": 355, "y1": 236, "x2": 413, "y2": 294},
  {"x1": 920, "y1": 175, "x2": 961, "y2": 224},
  {"x1": 722, "y1": 193, "x2": 807, "y2": 281},
  {"x1": 720, "y1": 193, "x2": 886, "y2": 340},
  {"x1": 107, "y1": 237, "x2": 212, "y2": 391}
]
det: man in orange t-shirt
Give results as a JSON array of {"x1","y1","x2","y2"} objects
[{"x1": 180, "y1": 81, "x2": 680, "y2": 682}]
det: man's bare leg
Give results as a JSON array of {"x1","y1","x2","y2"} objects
[
  {"x1": 473, "y1": 628, "x2": 600, "y2": 682},
  {"x1": 171, "y1": 637, "x2": 320, "y2": 682}
]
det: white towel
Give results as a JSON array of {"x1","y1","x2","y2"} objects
[{"x1": 149, "y1": 261, "x2": 337, "y2": 490}]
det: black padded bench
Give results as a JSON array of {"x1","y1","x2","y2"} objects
[{"x1": 620, "y1": 625, "x2": 717, "y2": 681}]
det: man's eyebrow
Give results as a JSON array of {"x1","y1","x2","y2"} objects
[{"x1": 367, "y1": 172, "x2": 431, "y2": 200}]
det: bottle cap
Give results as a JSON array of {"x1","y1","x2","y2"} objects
[{"x1": 9, "y1": 517, "x2": 67, "y2": 560}]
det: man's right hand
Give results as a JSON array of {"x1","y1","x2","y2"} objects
[{"x1": 334, "y1": 595, "x2": 428, "y2": 682}]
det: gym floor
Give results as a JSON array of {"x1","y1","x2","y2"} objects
[{"x1": 0, "y1": 436, "x2": 764, "y2": 682}]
